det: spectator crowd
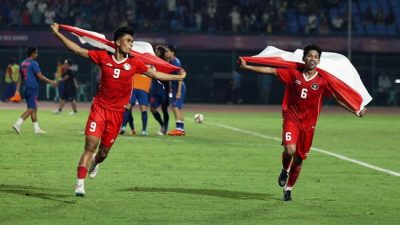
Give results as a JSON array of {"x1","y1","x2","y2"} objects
[{"x1": 0, "y1": 0, "x2": 398, "y2": 35}]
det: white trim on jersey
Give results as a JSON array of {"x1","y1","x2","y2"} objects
[
  {"x1": 303, "y1": 71, "x2": 319, "y2": 81},
  {"x1": 112, "y1": 54, "x2": 129, "y2": 64}
]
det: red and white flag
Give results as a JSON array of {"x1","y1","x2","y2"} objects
[
  {"x1": 242, "y1": 46, "x2": 372, "y2": 114},
  {"x1": 58, "y1": 24, "x2": 181, "y2": 73}
]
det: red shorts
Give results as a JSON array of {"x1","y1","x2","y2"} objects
[
  {"x1": 282, "y1": 119, "x2": 315, "y2": 160},
  {"x1": 85, "y1": 102, "x2": 124, "y2": 148}
]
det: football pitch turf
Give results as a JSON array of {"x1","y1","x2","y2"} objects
[{"x1": 0, "y1": 103, "x2": 399, "y2": 225}]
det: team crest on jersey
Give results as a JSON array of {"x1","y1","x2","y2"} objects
[
  {"x1": 123, "y1": 63, "x2": 131, "y2": 70},
  {"x1": 311, "y1": 83, "x2": 319, "y2": 90},
  {"x1": 295, "y1": 80, "x2": 301, "y2": 85}
]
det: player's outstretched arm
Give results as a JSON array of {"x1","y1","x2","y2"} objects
[
  {"x1": 51, "y1": 23, "x2": 89, "y2": 58},
  {"x1": 238, "y1": 57, "x2": 277, "y2": 75},
  {"x1": 144, "y1": 68, "x2": 186, "y2": 81},
  {"x1": 333, "y1": 94, "x2": 367, "y2": 117}
]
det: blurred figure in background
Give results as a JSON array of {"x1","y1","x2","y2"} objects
[
  {"x1": 1, "y1": 59, "x2": 20, "y2": 102},
  {"x1": 54, "y1": 59, "x2": 78, "y2": 115},
  {"x1": 377, "y1": 72, "x2": 392, "y2": 105}
]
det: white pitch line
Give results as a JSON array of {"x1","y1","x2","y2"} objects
[{"x1": 205, "y1": 121, "x2": 400, "y2": 177}]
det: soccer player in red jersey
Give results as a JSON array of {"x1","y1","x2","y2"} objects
[
  {"x1": 51, "y1": 23, "x2": 186, "y2": 197},
  {"x1": 239, "y1": 44, "x2": 367, "y2": 201}
]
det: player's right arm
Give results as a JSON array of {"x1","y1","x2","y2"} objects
[
  {"x1": 238, "y1": 57, "x2": 277, "y2": 75},
  {"x1": 37, "y1": 72, "x2": 57, "y2": 87},
  {"x1": 51, "y1": 23, "x2": 89, "y2": 58}
]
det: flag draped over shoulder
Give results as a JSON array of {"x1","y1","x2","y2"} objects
[
  {"x1": 59, "y1": 24, "x2": 181, "y2": 73},
  {"x1": 242, "y1": 46, "x2": 372, "y2": 114}
]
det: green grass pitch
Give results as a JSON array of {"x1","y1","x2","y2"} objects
[{"x1": 0, "y1": 106, "x2": 399, "y2": 225}]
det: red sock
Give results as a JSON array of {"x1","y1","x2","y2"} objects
[
  {"x1": 287, "y1": 158, "x2": 302, "y2": 187},
  {"x1": 282, "y1": 151, "x2": 292, "y2": 171},
  {"x1": 77, "y1": 166, "x2": 87, "y2": 179}
]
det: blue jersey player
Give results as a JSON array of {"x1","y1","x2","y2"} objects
[
  {"x1": 12, "y1": 46, "x2": 57, "y2": 134},
  {"x1": 165, "y1": 46, "x2": 186, "y2": 136},
  {"x1": 150, "y1": 45, "x2": 170, "y2": 135}
]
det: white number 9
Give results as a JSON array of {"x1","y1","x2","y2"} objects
[
  {"x1": 89, "y1": 122, "x2": 97, "y2": 132},
  {"x1": 113, "y1": 69, "x2": 120, "y2": 78}
]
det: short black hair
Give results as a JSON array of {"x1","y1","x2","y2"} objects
[
  {"x1": 166, "y1": 45, "x2": 176, "y2": 54},
  {"x1": 26, "y1": 46, "x2": 37, "y2": 57},
  {"x1": 303, "y1": 43, "x2": 321, "y2": 58},
  {"x1": 64, "y1": 58, "x2": 73, "y2": 65},
  {"x1": 113, "y1": 26, "x2": 135, "y2": 42},
  {"x1": 155, "y1": 45, "x2": 166, "y2": 58}
]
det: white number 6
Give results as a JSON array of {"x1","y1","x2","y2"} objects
[
  {"x1": 300, "y1": 88, "x2": 308, "y2": 99},
  {"x1": 285, "y1": 132, "x2": 292, "y2": 141},
  {"x1": 113, "y1": 69, "x2": 120, "y2": 78},
  {"x1": 89, "y1": 122, "x2": 97, "y2": 132}
]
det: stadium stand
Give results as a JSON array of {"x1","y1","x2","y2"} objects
[{"x1": 0, "y1": 0, "x2": 398, "y2": 36}]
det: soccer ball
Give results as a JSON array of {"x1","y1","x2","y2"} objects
[{"x1": 194, "y1": 113, "x2": 204, "y2": 123}]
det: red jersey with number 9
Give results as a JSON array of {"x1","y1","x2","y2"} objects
[
  {"x1": 276, "y1": 67, "x2": 333, "y2": 129},
  {"x1": 88, "y1": 50, "x2": 149, "y2": 112}
]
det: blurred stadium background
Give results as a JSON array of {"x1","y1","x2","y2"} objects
[{"x1": 1, "y1": 0, "x2": 400, "y2": 106}]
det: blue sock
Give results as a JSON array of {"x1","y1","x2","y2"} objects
[
  {"x1": 176, "y1": 121, "x2": 184, "y2": 131},
  {"x1": 152, "y1": 111, "x2": 164, "y2": 127},
  {"x1": 128, "y1": 112, "x2": 134, "y2": 130},
  {"x1": 122, "y1": 110, "x2": 130, "y2": 127},
  {"x1": 142, "y1": 111, "x2": 148, "y2": 131}
]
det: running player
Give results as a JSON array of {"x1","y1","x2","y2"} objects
[
  {"x1": 51, "y1": 23, "x2": 186, "y2": 197},
  {"x1": 239, "y1": 44, "x2": 367, "y2": 201},
  {"x1": 165, "y1": 46, "x2": 186, "y2": 136},
  {"x1": 12, "y1": 47, "x2": 57, "y2": 134}
]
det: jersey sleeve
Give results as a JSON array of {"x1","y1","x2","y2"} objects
[
  {"x1": 275, "y1": 68, "x2": 294, "y2": 85},
  {"x1": 134, "y1": 59, "x2": 150, "y2": 74},
  {"x1": 88, "y1": 50, "x2": 102, "y2": 65},
  {"x1": 32, "y1": 61, "x2": 41, "y2": 75}
]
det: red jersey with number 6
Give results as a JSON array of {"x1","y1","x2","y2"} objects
[
  {"x1": 276, "y1": 67, "x2": 333, "y2": 130},
  {"x1": 88, "y1": 50, "x2": 149, "y2": 112}
]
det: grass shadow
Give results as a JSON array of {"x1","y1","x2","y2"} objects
[
  {"x1": 121, "y1": 186, "x2": 273, "y2": 201},
  {"x1": 0, "y1": 184, "x2": 75, "y2": 204}
]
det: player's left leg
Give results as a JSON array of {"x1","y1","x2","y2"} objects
[
  {"x1": 161, "y1": 103, "x2": 169, "y2": 134},
  {"x1": 88, "y1": 143, "x2": 111, "y2": 178},
  {"x1": 76, "y1": 135, "x2": 101, "y2": 196},
  {"x1": 279, "y1": 144, "x2": 296, "y2": 187},
  {"x1": 139, "y1": 104, "x2": 148, "y2": 136},
  {"x1": 120, "y1": 106, "x2": 133, "y2": 135},
  {"x1": 283, "y1": 154, "x2": 303, "y2": 201},
  {"x1": 69, "y1": 93, "x2": 78, "y2": 115},
  {"x1": 168, "y1": 92, "x2": 185, "y2": 136}
]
